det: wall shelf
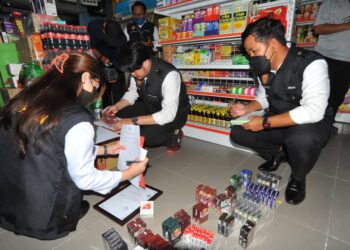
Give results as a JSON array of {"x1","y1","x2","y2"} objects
[
  {"x1": 159, "y1": 33, "x2": 242, "y2": 45},
  {"x1": 187, "y1": 90, "x2": 256, "y2": 100},
  {"x1": 176, "y1": 64, "x2": 250, "y2": 70}
]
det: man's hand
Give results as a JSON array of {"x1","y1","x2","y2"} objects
[
  {"x1": 242, "y1": 116, "x2": 264, "y2": 132},
  {"x1": 229, "y1": 103, "x2": 249, "y2": 117},
  {"x1": 102, "y1": 104, "x2": 119, "y2": 117},
  {"x1": 112, "y1": 118, "x2": 132, "y2": 131}
]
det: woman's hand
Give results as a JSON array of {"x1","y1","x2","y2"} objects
[
  {"x1": 106, "y1": 141, "x2": 126, "y2": 155},
  {"x1": 121, "y1": 158, "x2": 148, "y2": 181}
]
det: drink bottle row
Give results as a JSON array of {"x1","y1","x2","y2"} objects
[
  {"x1": 40, "y1": 23, "x2": 91, "y2": 52},
  {"x1": 188, "y1": 104, "x2": 231, "y2": 128},
  {"x1": 40, "y1": 23, "x2": 94, "y2": 71}
]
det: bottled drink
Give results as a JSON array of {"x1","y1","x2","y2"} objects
[{"x1": 92, "y1": 98, "x2": 103, "y2": 120}]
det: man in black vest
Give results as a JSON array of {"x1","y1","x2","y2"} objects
[
  {"x1": 230, "y1": 18, "x2": 333, "y2": 205},
  {"x1": 103, "y1": 42, "x2": 190, "y2": 152},
  {"x1": 124, "y1": 1, "x2": 159, "y2": 55}
]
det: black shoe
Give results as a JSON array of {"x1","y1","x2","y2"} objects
[
  {"x1": 79, "y1": 200, "x2": 90, "y2": 219},
  {"x1": 167, "y1": 129, "x2": 184, "y2": 153},
  {"x1": 258, "y1": 150, "x2": 286, "y2": 172},
  {"x1": 285, "y1": 175, "x2": 306, "y2": 205}
]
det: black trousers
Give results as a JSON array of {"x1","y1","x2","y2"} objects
[
  {"x1": 230, "y1": 119, "x2": 332, "y2": 182},
  {"x1": 118, "y1": 102, "x2": 188, "y2": 147},
  {"x1": 325, "y1": 57, "x2": 350, "y2": 120}
]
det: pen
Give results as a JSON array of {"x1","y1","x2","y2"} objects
[{"x1": 126, "y1": 160, "x2": 142, "y2": 166}]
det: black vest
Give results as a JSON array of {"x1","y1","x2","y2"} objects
[
  {"x1": 137, "y1": 57, "x2": 190, "y2": 125},
  {"x1": 264, "y1": 47, "x2": 333, "y2": 120},
  {"x1": 0, "y1": 104, "x2": 93, "y2": 240},
  {"x1": 127, "y1": 22, "x2": 155, "y2": 43}
]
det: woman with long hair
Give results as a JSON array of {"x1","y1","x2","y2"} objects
[{"x1": 0, "y1": 53, "x2": 147, "y2": 240}]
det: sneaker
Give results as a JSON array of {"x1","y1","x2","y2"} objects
[
  {"x1": 79, "y1": 200, "x2": 90, "y2": 219},
  {"x1": 167, "y1": 129, "x2": 184, "y2": 153}
]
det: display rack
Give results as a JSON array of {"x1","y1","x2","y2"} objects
[{"x1": 158, "y1": 0, "x2": 297, "y2": 148}]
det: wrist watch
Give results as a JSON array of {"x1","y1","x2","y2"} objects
[
  {"x1": 131, "y1": 117, "x2": 138, "y2": 125},
  {"x1": 262, "y1": 116, "x2": 271, "y2": 130}
]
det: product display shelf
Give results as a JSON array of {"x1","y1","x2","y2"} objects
[
  {"x1": 159, "y1": 32, "x2": 242, "y2": 46},
  {"x1": 155, "y1": 0, "x2": 235, "y2": 19},
  {"x1": 176, "y1": 64, "x2": 250, "y2": 70},
  {"x1": 191, "y1": 76, "x2": 254, "y2": 81},
  {"x1": 187, "y1": 90, "x2": 256, "y2": 101},
  {"x1": 295, "y1": 20, "x2": 314, "y2": 26},
  {"x1": 296, "y1": 42, "x2": 316, "y2": 48}
]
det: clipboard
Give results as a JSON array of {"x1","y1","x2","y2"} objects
[{"x1": 94, "y1": 183, "x2": 163, "y2": 226}]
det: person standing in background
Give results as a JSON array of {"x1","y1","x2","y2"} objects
[
  {"x1": 88, "y1": 19, "x2": 127, "y2": 106},
  {"x1": 124, "y1": 1, "x2": 159, "y2": 55},
  {"x1": 314, "y1": 0, "x2": 350, "y2": 131}
]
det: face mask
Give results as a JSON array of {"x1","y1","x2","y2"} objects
[
  {"x1": 249, "y1": 43, "x2": 273, "y2": 76},
  {"x1": 79, "y1": 87, "x2": 98, "y2": 106},
  {"x1": 134, "y1": 17, "x2": 146, "y2": 26}
]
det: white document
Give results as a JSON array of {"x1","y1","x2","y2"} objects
[
  {"x1": 95, "y1": 126, "x2": 120, "y2": 144},
  {"x1": 98, "y1": 185, "x2": 157, "y2": 221},
  {"x1": 230, "y1": 110, "x2": 266, "y2": 126},
  {"x1": 117, "y1": 125, "x2": 147, "y2": 188}
]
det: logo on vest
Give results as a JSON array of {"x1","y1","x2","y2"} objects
[
  {"x1": 131, "y1": 25, "x2": 137, "y2": 31},
  {"x1": 287, "y1": 86, "x2": 296, "y2": 90}
]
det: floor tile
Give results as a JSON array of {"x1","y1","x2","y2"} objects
[
  {"x1": 329, "y1": 180, "x2": 350, "y2": 243},
  {"x1": 326, "y1": 236, "x2": 350, "y2": 250},
  {"x1": 275, "y1": 173, "x2": 334, "y2": 233},
  {"x1": 247, "y1": 213, "x2": 327, "y2": 250},
  {"x1": 312, "y1": 145, "x2": 340, "y2": 178},
  {"x1": 336, "y1": 151, "x2": 350, "y2": 182}
]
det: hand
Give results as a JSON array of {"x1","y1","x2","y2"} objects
[
  {"x1": 229, "y1": 103, "x2": 248, "y2": 117},
  {"x1": 122, "y1": 158, "x2": 149, "y2": 181},
  {"x1": 112, "y1": 118, "x2": 131, "y2": 132},
  {"x1": 102, "y1": 104, "x2": 119, "y2": 116},
  {"x1": 106, "y1": 141, "x2": 126, "y2": 155},
  {"x1": 242, "y1": 116, "x2": 264, "y2": 132},
  {"x1": 101, "y1": 56, "x2": 110, "y2": 65},
  {"x1": 143, "y1": 37, "x2": 153, "y2": 47}
]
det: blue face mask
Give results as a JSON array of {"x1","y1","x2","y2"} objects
[{"x1": 134, "y1": 17, "x2": 146, "y2": 26}]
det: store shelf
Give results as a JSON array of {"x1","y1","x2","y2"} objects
[
  {"x1": 155, "y1": 0, "x2": 235, "y2": 19},
  {"x1": 295, "y1": 20, "x2": 315, "y2": 26},
  {"x1": 185, "y1": 122, "x2": 230, "y2": 135},
  {"x1": 187, "y1": 90, "x2": 256, "y2": 100},
  {"x1": 176, "y1": 64, "x2": 250, "y2": 70},
  {"x1": 296, "y1": 42, "x2": 316, "y2": 47},
  {"x1": 191, "y1": 76, "x2": 254, "y2": 81},
  {"x1": 159, "y1": 33, "x2": 242, "y2": 45},
  {"x1": 183, "y1": 121, "x2": 253, "y2": 151}
]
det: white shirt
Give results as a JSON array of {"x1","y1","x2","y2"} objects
[
  {"x1": 123, "y1": 23, "x2": 160, "y2": 50},
  {"x1": 64, "y1": 122, "x2": 122, "y2": 195},
  {"x1": 122, "y1": 71, "x2": 181, "y2": 125},
  {"x1": 256, "y1": 59, "x2": 330, "y2": 124}
]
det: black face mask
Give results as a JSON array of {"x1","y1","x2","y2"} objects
[
  {"x1": 249, "y1": 43, "x2": 273, "y2": 76},
  {"x1": 79, "y1": 87, "x2": 99, "y2": 106},
  {"x1": 249, "y1": 56, "x2": 272, "y2": 76}
]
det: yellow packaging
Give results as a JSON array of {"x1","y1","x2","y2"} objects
[{"x1": 220, "y1": 5, "x2": 233, "y2": 34}]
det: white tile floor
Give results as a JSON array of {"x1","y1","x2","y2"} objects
[{"x1": 1, "y1": 133, "x2": 350, "y2": 250}]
